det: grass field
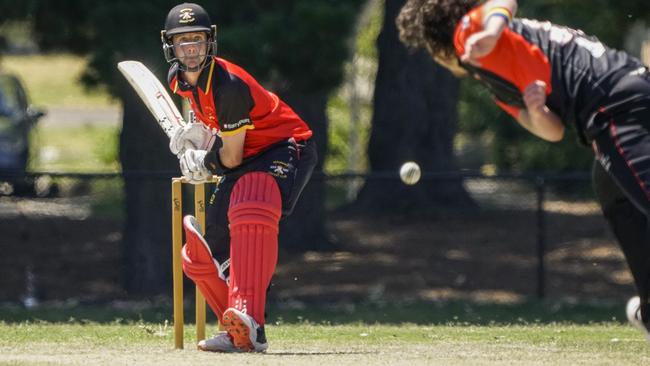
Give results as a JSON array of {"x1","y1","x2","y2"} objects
[
  {"x1": 0, "y1": 302, "x2": 649, "y2": 365},
  {"x1": 29, "y1": 124, "x2": 120, "y2": 172},
  {"x1": 2, "y1": 54, "x2": 115, "y2": 107},
  {"x1": 1, "y1": 322, "x2": 648, "y2": 365}
]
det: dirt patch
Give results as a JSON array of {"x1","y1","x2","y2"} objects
[
  {"x1": 0, "y1": 203, "x2": 633, "y2": 305},
  {"x1": 271, "y1": 209, "x2": 631, "y2": 305}
]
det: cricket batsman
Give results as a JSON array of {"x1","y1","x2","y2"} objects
[
  {"x1": 161, "y1": 2, "x2": 317, "y2": 352},
  {"x1": 397, "y1": 0, "x2": 650, "y2": 343}
]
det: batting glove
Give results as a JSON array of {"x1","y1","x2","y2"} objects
[
  {"x1": 169, "y1": 122, "x2": 217, "y2": 156},
  {"x1": 179, "y1": 149, "x2": 212, "y2": 184}
]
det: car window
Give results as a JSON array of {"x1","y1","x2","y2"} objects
[{"x1": 0, "y1": 75, "x2": 27, "y2": 116}]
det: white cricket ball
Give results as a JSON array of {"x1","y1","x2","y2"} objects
[{"x1": 399, "y1": 161, "x2": 421, "y2": 185}]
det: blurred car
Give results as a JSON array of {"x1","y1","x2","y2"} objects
[{"x1": 0, "y1": 73, "x2": 44, "y2": 175}]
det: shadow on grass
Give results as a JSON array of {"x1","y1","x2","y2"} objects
[{"x1": 0, "y1": 300, "x2": 626, "y2": 326}]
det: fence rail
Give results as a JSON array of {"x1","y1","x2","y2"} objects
[{"x1": 0, "y1": 170, "x2": 627, "y2": 305}]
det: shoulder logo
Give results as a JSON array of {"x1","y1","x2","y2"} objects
[{"x1": 179, "y1": 8, "x2": 196, "y2": 24}]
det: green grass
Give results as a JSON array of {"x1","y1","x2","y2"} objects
[
  {"x1": 2, "y1": 54, "x2": 116, "y2": 107},
  {"x1": 0, "y1": 322, "x2": 647, "y2": 365},
  {"x1": 30, "y1": 124, "x2": 120, "y2": 173},
  {"x1": 0, "y1": 302, "x2": 649, "y2": 365}
]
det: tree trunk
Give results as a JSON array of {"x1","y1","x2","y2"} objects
[
  {"x1": 119, "y1": 84, "x2": 178, "y2": 295},
  {"x1": 278, "y1": 92, "x2": 330, "y2": 252},
  {"x1": 355, "y1": 0, "x2": 474, "y2": 212}
]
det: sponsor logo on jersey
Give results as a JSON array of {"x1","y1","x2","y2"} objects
[{"x1": 223, "y1": 118, "x2": 251, "y2": 130}]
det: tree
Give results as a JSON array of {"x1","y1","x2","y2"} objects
[
  {"x1": 210, "y1": 1, "x2": 366, "y2": 251},
  {"x1": 355, "y1": 0, "x2": 474, "y2": 212},
  {"x1": 7, "y1": 0, "x2": 364, "y2": 293}
]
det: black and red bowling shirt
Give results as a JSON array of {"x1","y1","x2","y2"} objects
[
  {"x1": 169, "y1": 56, "x2": 312, "y2": 158},
  {"x1": 453, "y1": 4, "x2": 645, "y2": 143}
]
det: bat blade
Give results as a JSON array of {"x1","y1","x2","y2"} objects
[{"x1": 117, "y1": 60, "x2": 185, "y2": 138}]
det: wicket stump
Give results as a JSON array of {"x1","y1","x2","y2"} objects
[{"x1": 171, "y1": 176, "x2": 219, "y2": 349}]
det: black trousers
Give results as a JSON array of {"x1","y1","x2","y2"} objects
[
  {"x1": 203, "y1": 138, "x2": 317, "y2": 267},
  {"x1": 591, "y1": 72, "x2": 650, "y2": 322}
]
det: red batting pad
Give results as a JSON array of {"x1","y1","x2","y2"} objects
[
  {"x1": 182, "y1": 215, "x2": 229, "y2": 321},
  {"x1": 228, "y1": 172, "x2": 282, "y2": 325}
]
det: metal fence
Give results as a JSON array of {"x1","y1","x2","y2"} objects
[{"x1": 0, "y1": 171, "x2": 630, "y2": 306}]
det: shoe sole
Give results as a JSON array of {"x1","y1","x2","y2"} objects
[{"x1": 222, "y1": 309, "x2": 254, "y2": 351}]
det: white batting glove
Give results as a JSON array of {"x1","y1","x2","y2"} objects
[
  {"x1": 179, "y1": 149, "x2": 212, "y2": 184},
  {"x1": 169, "y1": 122, "x2": 217, "y2": 155}
]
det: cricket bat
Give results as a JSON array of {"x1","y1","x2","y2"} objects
[{"x1": 117, "y1": 60, "x2": 186, "y2": 138}]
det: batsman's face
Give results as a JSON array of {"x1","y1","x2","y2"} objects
[{"x1": 172, "y1": 32, "x2": 208, "y2": 69}]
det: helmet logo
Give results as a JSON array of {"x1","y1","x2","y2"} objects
[{"x1": 178, "y1": 8, "x2": 196, "y2": 24}]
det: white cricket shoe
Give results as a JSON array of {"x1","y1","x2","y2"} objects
[
  {"x1": 626, "y1": 296, "x2": 650, "y2": 344},
  {"x1": 222, "y1": 307, "x2": 269, "y2": 352},
  {"x1": 197, "y1": 332, "x2": 238, "y2": 352}
]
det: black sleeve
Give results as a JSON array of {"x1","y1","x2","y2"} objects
[
  {"x1": 462, "y1": 63, "x2": 526, "y2": 109},
  {"x1": 214, "y1": 74, "x2": 254, "y2": 135}
]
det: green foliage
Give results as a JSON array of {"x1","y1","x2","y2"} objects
[
  {"x1": 517, "y1": 0, "x2": 650, "y2": 48},
  {"x1": 459, "y1": 79, "x2": 592, "y2": 172},
  {"x1": 214, "y1": 0, "x2": 365, "y2": 93},
  {"x1": 326, "y1": 93, "x2": 373, "y2": 173},
  {"x1": 325, "y1": 0, "x2": 381, "y2": 174},
  {"x1": 3, "y1": 0, "x2": 365, "y2": 96}
]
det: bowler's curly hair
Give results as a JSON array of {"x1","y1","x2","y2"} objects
[{"x1": 397, "y1": 0, "x2": 479, "y2": 57}]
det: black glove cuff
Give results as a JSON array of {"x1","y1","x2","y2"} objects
[{"x1": 203, "y1": 151, "x2": 226, "y2": 175}]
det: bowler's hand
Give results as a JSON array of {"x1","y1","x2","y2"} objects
[
  {"x1": 461, "y1": 31, "x2": 500, "y2": 65},
  {"x1": 523, "y1": 80, "x2": 548, "y2": 115}
]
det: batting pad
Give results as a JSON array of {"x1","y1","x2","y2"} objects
[
  {"x1": 228, "y1": 172, "x2": 282, "y2": 325},
  {"x1": 182, "y1": 215, "x2": 229, "y2": 321}
]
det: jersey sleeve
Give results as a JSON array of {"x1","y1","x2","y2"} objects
[
  {"x1": 495, "y1": 99, "x2": 521, "y2": 119},
  {"x1": 214, "y1": 78, "x2": 254, "y2": 136},
  {"x1": 454, "y1": 5, "x2": 552, "y2": 115},
  {"x1": 453, "y1": 5, "x2": 485, "y2": 56}
]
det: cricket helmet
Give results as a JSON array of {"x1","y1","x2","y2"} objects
[{"x1": 161, "y1": 3, "x2": 217, "y2": 71}]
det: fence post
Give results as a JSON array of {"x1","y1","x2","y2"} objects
[{"x1": 535, "y1": 176, "x2": 546, "y2": 299}]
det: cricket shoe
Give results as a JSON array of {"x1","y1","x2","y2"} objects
[
  {"x1": 197, "y1": 332, "x2": 238, "y2": 353},
  {"x1": 626, "y1": 296, "x2": 650, "y2": 344},
  {"x1": 222, "y1": 307, "x2": 268, "y2": 352}
]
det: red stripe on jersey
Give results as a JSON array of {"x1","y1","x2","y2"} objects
[{"x1": 609, "y1": 120, "x2": 650, "y2": 202}]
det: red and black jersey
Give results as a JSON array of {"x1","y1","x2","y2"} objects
[
  {"x1": 168, "y1": 56, "x2": 313, "y2": 158},
  {"x1": 454, "y1": 5, "x2": 645, "y2": 143}
]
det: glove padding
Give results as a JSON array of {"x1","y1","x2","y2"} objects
[
  {"x1": 179, "y1": 149, "x2": 212, "y2": 184},
  {"x1": 169, "y1": 122, "x2": 217, "y2": 156}
]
